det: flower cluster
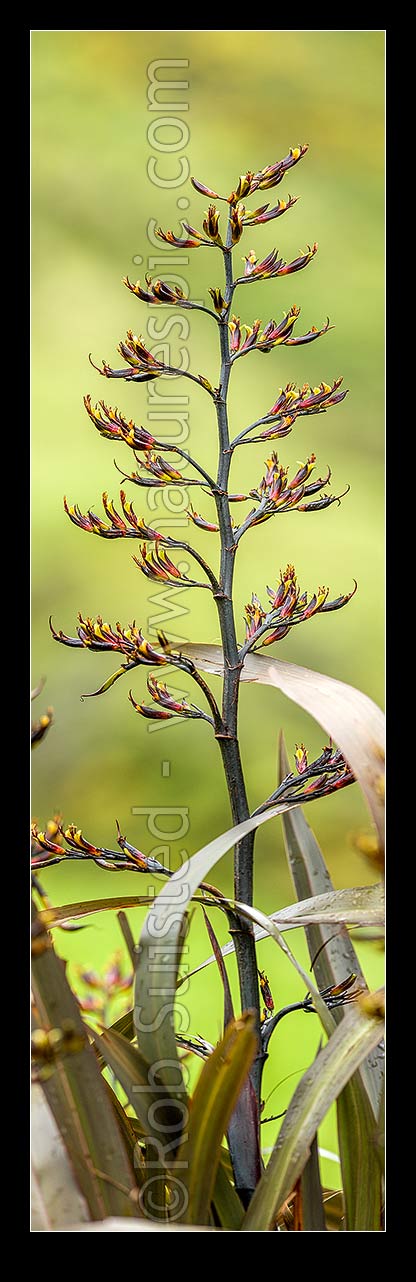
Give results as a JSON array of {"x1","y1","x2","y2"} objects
[
  {"x1": 232, "y1": 453, "x2": 348, "y2": 540},
  {"x1": 123, "y1": 274, "x2": 193, "y2": 308},
  {"x1": 241, "y1": 195, "x2": 298, "y2": 225},
  {"x1": 228, "y1": 145, "x2": 309, "y2": 201},
  {"x1": 254, "y1": 740, "x2": 356, "y2": 816},
  {"x1": 49, "y1": 614, "x2": 170, "y2": 697},
  {"x1": 268, "y1": 378, "x2": 347, "y2": 419},
  {"x1": 157, "y1": 147, "x2": 308, "y2": 252},
  {"x1": 235, "y1": 243, "x2": 318, "y2": 285},
  {"x1": 260, "y1": 972, "x2": 365, "y2": 1054},
  {"x1": 31, "y1": 815, "x2": 63, "y2": 873},
  {"x1": 229, "y1": 307, "x2": 331, "y2": 359},
  {"x1": 32, "y1": 1022, "x2": 86, "y2": 1082},
  {"x1": 129, "y1": 674, "x2": 213, "y2": 725},
  {"x1": 134, "y1": 543, "x2": 209, "y2": 589},
  {"x1": 31, "y1": 819, "x2": 171, "y2": 876},
  {"x1": 63, "y1": 491, "x2": 165, "y2": 540},
  {"x1": 75, "y1": 951, "x2": 133, "y2": 1020},
  {"x1": 242, "y1": 565, "x2": 357, "y2": 653},
  {"x1": 90, "y1": 331, "x2": 170, "y2": 383},
  {"x1": 114, "y1": 451, "x2": 205, "y2": 490},
  {"x1": 231, "y1": 379, "x2": 348, "y2": 448},
  {"x1": 191, "y1": 144, "x2": 308, "y2": 206},
  {"x1": 84, "y1": 395, "x2": 155, "y2": 450},
  {"x1": 133, "y1": 453, "x2": 193, "y2": 485},
  {"x1": 49, "y1": 613, "x2": 168, "y2": 662},
  {"x1": 156, "y1": 217, "x2": 220, "y2": 250}
]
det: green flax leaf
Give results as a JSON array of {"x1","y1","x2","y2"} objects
[
  {"x1": 279, "y1": 734, "x2": 384, "y2": 1228},
  {"x1": 178, "y1": 883, "x2": 384, "y2": 988},
  {"x1": 176, "y1": 1015, "x2": 257, "y2": 1225},
  {"x1": 301, "y1": 1133, "x2": 327, "y2": 1232},
  {"x1": 241, "y1": 1001, "x2": 384, "y2": 1232}
]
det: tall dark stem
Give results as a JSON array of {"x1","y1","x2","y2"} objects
[{"x1": 211, "y1": 226, "x2": 262, "y2": 1100}]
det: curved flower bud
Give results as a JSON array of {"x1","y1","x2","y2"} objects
[
  {"x1": 256, "y1": 307, "x2": 301, "y2": 350},
  {"x1": 84, "y1": 395, "x2": 155, "y2": 451},
  {"x1": 239, "y1": 204, "x2": 269, "y2": 223},
  {"x1": 31, "y1": 823, "x2": 63, "y2": 858},
  {"x1": 191, "y1": 176, "x2": 220, "y2": 199},
  {"x1": 187, "y1": 507, "x2": 219, "y2": 532},
  {"x1": 255, "y1": 415, "x2": 297, "y2": 444},
  {"x1": 244, "y1": 594, "x2": 267, "y2": 642},
  {"x1": 115, "y1": 820, "x2": 170, "y2": 875},
  {"x1": 229, "y1": 205, "x2": 244, "y2": 245},
  {"x1": 227, "y1": 172, "x2": 256, "y2": 204},
  {"x1": 294, "y1": 743, "x2": 308, "y2": 775},
  {"x1": 242, "y1": 195, "x2": 298, "y2": 225},
  {"x1": 129, "y1": 690, "x2": 172, "y2": 720},
  {"x1": 31, "y1": 709, "x2": 53, "y2": 748},
  {"x1": 229, "y1": 315, "x2": 242, "y2": 352},
  {"x1": 237, "y1": 249, "x2": 285, "y2": 283},
  {"x1": 63, "y1": 825, "x2": 109, "y2": 857},
  {"x1": 240, "y1": 320, "x2": 262, "y2": 352},
  {"x1": 242, "y1": 250, "x2": 258, "y2": 277},
  {"x1": 156, "y1": 226, "x2": 206, "y2": 249},
  {"x1": 273, "y1": 243, "x2": 318, "y2": 276},
  {"x1": 208, "y1": 287, "x2": 227, "y2": 315},
  {"x1": 117, "y1": 331, "x2": 160, "y2": 370},
  {"x1": 157, "y1": 218, "x2": 219, "y2": 249},
  {"x1": 258, "y1": 969, "x2": 274, "y2": 1014},
  {"x1": 229, "y1": 315, "x2": 262, "y2": 354},
  {"x1": 202, "y1": 205, "x2": 223, "y2": 245},
  {"x1": 267, "y1": 384, "x2": 298, "y2": 416},
  {"x1": 284, "y1": 317, "x2": 332, "y2": 348}
]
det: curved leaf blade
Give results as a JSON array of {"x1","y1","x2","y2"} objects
[
  {"x1": 178, "y1": 883, "x2": 384, "y2": 988},
  {"x1": 176, "y1": 1014, "x2": 257, "y2": 1225},
  {"x1": 279, "y1": 731, "x2": 384, "y2": 1214},
  {"x1": 31, "y1": 902, "x2": 141, "y2": 1220},
  {"x1": 182, "y1": 644, "x2": 385, "y2": 848},
  {"x1": 241, "y1": 1000, "x2": 385, "y2": 1231}
]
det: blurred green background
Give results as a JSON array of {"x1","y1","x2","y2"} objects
[{"x1": 32, "y1": 30, "x2": 384, "y2": 1186}]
